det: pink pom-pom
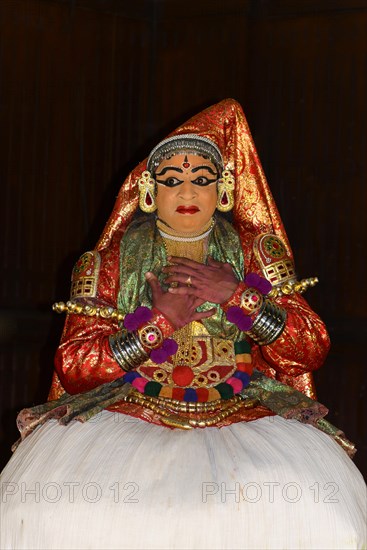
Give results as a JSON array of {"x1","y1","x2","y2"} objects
[
  {"x1": 150, "y1": 348, "x2": 168, "y2": 364},
  {"x1": 226, "y1": 377, "x2": 243, "y2": 393},
  {"x1": 132, "y1": 378, "x2": 148, "y2": 392}
]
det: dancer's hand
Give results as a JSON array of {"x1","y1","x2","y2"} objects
[
  {"x1": 162, "y1": 256, "x2": 239, "y2": 304},
  {"x1": 145, "y1": 272, "x2": 216, "y2": 329}
]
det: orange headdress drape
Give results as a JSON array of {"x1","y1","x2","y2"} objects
[{"x1": 96, "y1": 99, "x2": 292, "y2": 267}]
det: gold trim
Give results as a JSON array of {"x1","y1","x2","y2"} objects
[
  {"x1": 268, "y1": 277, "x2": 319, "y2": 299},
  {"x1": 71, "y1": 251, "x2": 101, "y2": 299},
  {"x1": 262, "y1": 258, "x2": 296, "y2": 286},
  {"x1": 125, "y1": 392, "x2": 259, "y2": 429},
  {"x1": 138, "y1": 171, "x2": 157, "y2": 213},
  {"x1": 253, "y1": 234, "x2": 296, "y2": 286},
  {"x1": 137, "y1": 335, "x2": 237, "y2": 388},
  {"x1": 52, "y1": 300, "x2": 124, "y2": 321},
  {"x1": 156, "y1": 217, "x2": 214, "y2": 239}
]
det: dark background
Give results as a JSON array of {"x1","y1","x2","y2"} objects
[{"x1": 0, "y1": 0, "x2": 366, "y2": 478}]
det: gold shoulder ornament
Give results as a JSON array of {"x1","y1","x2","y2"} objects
[
  {"x1": 253, "y1": 234, "x2": 319, "y2": 298},
  {"x1": 70, "y1": 251, "x2": 101, "y2": 299}
]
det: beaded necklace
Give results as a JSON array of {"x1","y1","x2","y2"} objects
[
  {"x1": 123, "y1": 339, "x2": 253, "y2": 403},
  {"x1": 156, "y1": 218, "x2": 215, "y2": 242}
]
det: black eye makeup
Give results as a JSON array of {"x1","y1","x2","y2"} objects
[
  {"x1": 156, "y1": 166, "x2": 183, "y2": 176},
  {"x1": 156, "y1": 164, "x2": 218, "y2": 188},
  {"x1": 191, "y1": 176, "x2": 217, "y2": 186},
  {"x1": 156, "y1": 176, "x2": 184, "y2": 187}
]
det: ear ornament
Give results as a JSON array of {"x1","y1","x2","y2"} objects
[
  {"x1": 138, "y1": 170, "x2": 157, "y2": 213},
  {"x1": 217, "y1": 169, "x2": 235, "y2": 212}
]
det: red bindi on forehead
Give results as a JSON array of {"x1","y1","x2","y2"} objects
[{"x1": 182, "y1": 155, "x2": 190, "y2": 169}]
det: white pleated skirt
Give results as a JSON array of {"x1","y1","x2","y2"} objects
[{"x1": 1, "y1": 411, "x2": 366, "y2": 550}]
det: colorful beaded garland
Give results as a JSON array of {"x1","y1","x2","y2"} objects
[{"x1": 122, "y1": 340, "x2": 253, "y2": 403}]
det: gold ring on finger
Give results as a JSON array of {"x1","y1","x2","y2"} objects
[{"x1": 186, "y1": 276, "x2": 192, "y2": 287}]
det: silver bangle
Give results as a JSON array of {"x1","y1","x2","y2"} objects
[
  {"x1": 116, "y1": 336, "x2": 137, "y2": 370},
  {"x1": 110, "y1": 333, "x2": 132, "y2": 371},
  {"x1": 109, "y1": 335, "x2": 129, "y2": 371},
  {"x1": 124, "y1": 332, "x2": 148, "y2": 367},
  {"x1": 247, "y1": 299, "x2": 287, "y2": 346},
  {"x1": 109, "y1": 331, "x2": 149, "y2": 371}
]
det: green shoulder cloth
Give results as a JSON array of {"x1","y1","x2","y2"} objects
[{"x1": 117, "y1": 215, "x2": 245, "y2": 340}]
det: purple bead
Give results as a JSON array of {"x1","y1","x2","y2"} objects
[
  {"x1": 150, "y1": 348, "x2": 168, "y2": 364},
  {"x1": 123, "y1": 371, "x2": 141, "y2": 383},
  {"x1": 135, "y1": 306, "x2": 153, "y2": 323},
  {"x1": 162, "y1": 338, "x2": 178, "y2": 355},
  {"x1": 226, "y1": 306, "x2": 244, "y2": 324},
  {"x1": 256, "y1": 278, "x2": 272, "y2": 295},
  {"x1": 124, "y1": 307, "x2": 153, "y2": 331},
  {"x1": 183, "y1": 388, "x2": 198, "y2": 402},
  {"x1": 245, "y1": 272, "x2": 272, "y2": 295},
  {"x1": 123, "y1": 313, "x2": 139, "y2": 331},
  {"x1": 245, "y1": 272, "x2": 261, "y2": 288},
  {"x1": 233, "y1": 371, "x2": 250, "y2": 386},
  {"x1": 236, "y1": 315, "x2": 253, "y2": 332}
]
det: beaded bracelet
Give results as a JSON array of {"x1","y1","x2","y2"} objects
[
  {"x1": 223, "y1": 272, "x2": 286, "y2": 346},
  {"x1": 109, "y1": 306, "x2": 178, "y2": 371},
  {"x1": 109, "y1": 330, "x2": 149, "y2": 372},
  {"x1": 246, "y1": 299, "x2": 287, "y2": 346}
]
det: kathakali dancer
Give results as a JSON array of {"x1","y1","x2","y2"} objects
[{"x1": 1, "y1": 99, "x2": 366, "y2": 549}]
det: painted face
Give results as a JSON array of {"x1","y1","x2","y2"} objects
[{"x1": 155, "y1": 153, "x2": 218, "y2": 233}]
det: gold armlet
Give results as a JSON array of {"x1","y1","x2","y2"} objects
[
  {"x1": 268, "y1": 277, "x2": 319, "y2": 299},
  {"x1": 52, "y1": 300, "x2": 124, "y2": 322}
]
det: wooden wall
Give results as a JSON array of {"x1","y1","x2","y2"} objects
[{"x1": 0, "y1": 0, "x2": 366, "y2": 477}]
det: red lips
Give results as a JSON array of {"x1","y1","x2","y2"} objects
[{"x1": 176, "y1": 205, "x2": 199, "y2": 214}]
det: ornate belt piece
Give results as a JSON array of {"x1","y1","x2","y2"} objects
[{"x1": 137, "y1": 334, "x2": 238, "y2": 389}]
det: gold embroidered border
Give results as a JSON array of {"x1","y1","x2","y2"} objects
[
  {"x1": 70, "y1": 251, "x2": 101, "y2": 299},
  {"x1": 253, "y1": 234, "x2": 296, "y2": 286},
  {"x1": 263, "y1": 258, "x2": 296, "y2": 286}
]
